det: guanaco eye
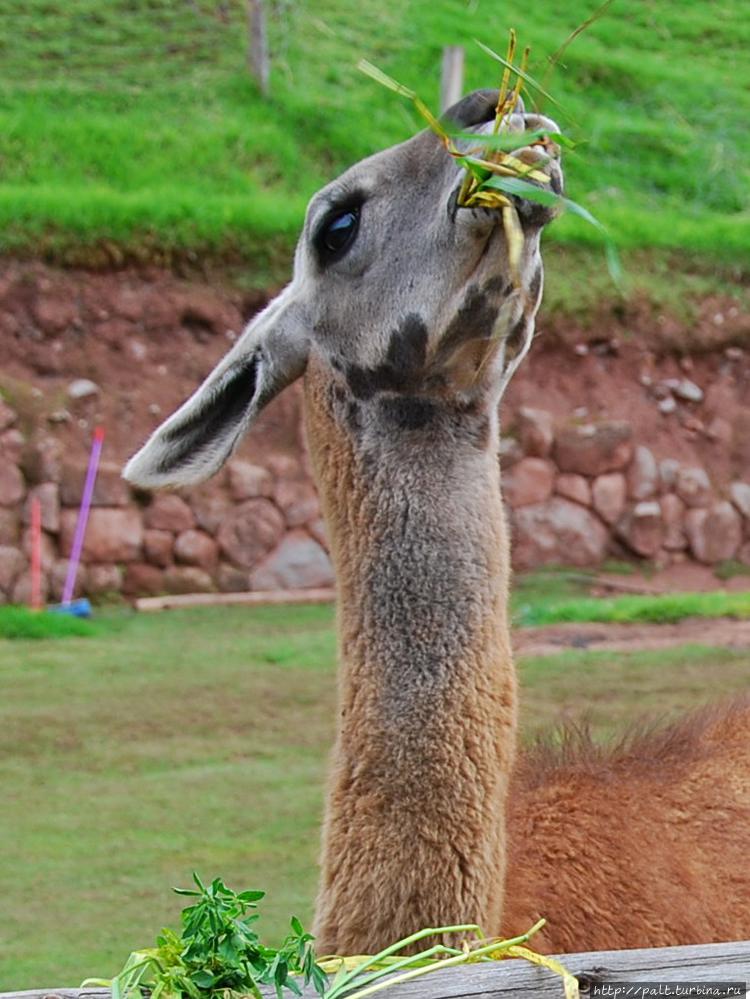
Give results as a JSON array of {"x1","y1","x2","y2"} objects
[{"x1": 316, "y1": 208, "x2": 360, "y2": 262}]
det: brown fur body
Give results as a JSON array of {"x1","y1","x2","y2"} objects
[
  {"x1": 305, "y1": 358, "x2": 750, "y2": 954},
  {"x1": 506, "y1": 700, "x2": 750, "y2": 951}
]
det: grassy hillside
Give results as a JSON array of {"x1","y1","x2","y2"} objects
[{"x1": 0, "y1": 0, "x2": 749, "y2": 277}]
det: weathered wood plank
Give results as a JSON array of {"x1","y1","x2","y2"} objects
[
  {"x1": 6, "y1": 939, "x2": 750, "y2": 999},
  {"x1": 135, "y1": 587, "x2": 335, "y2": 612}
]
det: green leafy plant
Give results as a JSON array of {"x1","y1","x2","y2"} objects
[
  {"x1": 83, "y1": 874, "x2": 327, "y2": 999},
  {"x1": 84, "y1": 875, "x2": 578, "y2": 999}
]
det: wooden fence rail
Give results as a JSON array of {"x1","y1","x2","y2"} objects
[{"x1": 5, "y1": 939, "x2": 750, "y2": 999}]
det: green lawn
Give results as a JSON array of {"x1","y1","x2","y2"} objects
[
  {"x1": 2, "y1": 603, "x2": 750, "y2": 989},
  {"x1": 0, "y1": 0, "x2": 749, "y2": 277}
]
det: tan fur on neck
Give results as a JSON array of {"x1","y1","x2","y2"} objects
[{"x1": 305, "y1": 355, "x2": 517, "y2": 953}]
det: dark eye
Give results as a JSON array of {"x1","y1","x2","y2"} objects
[{"x1": 316, "y1": 208, "x2": 360, "y2": 262}]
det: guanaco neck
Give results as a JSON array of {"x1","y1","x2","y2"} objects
[{"x1": 304, "y1": 357, "x2": 518, "y2": 954}]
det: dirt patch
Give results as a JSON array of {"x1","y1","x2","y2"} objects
[
  {"x1": 515, "y1": 617, "x2": 750, "y2": 657},
  {"x1": 2, "y1": 258, "x2": 750, "y2": 485},
  {"x1": 0, "y1": 260, "x2": 301, "y2": 468}
]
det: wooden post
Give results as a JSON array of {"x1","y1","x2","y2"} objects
[
  {"x1": 247, "y1": 0, "x2": 270, "y2": 96},
  {"x1": 440, "y1": 45, "x2": 465, "y2": 113}
]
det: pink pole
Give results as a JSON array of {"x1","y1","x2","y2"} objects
[
  {"x1": 30, "y1": 496, "x2": 42, "y2": 611},
  {"x1": 62, "y1": 427, "x2": 105, "y2": 606}
]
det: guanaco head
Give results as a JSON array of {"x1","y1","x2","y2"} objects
[{"x1": 124, "y1": 90, "x2": 562, "y2": 489}]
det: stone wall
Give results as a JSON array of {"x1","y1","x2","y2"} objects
[
  {"x1": 2, "y1": 395, "x2": 750, "y2": 604},
  {"x1": 504, "y1": 407, "x2": 750, "y2": 570},
  {"x1": 0, "y1": 396, "x2": 332, "y2": 603}
]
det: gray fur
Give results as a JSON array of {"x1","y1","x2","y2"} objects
[{"x1": 123, "y1": 93, "x2": 562, "y2": 488}]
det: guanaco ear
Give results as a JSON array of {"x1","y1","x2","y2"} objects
[{"x1": 123, "y1": 287, "x2": 309, "y2": 489}]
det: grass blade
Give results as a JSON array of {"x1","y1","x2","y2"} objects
[
  {"x1": 545, "y1": 0, "x2": 617, "y2": 80},
  {"x1": 474, "y1": 39, "x2": 565, "y2": 112},
  {"x1": 357, "y1": 60, "x2": 415, "y2": 99}
]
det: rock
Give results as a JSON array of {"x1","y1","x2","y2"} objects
[
  {"x1": 217, "y1": 498, "x2": 285, "y2": 569},
  {"x1": 498, "y1": 436, "x2": 523, "y2": 470},
  {"x1": 705, "y1": 416, "x2": 733, "y2": 445},
  {"x1": 111, "y1": 287, "x2": 144, "y2": 322},
  {"x1": 555, "y1": 473, "x2": 591, "y2": 507},
  {"x1": 190, "y1": 489, "x2": 231, "y2": 535},
  {"x1": 49, "y1": 558, "x2": 86, "y2": 602},
  {"x1": 67, "y1": 378, "x2": 100, "y2": 401},
  {"x1": 0, "y1": 399, "x2": 17, "y2": 432},
  {"x1": 217, "y1": 563, "x2": 251, "y2": 593},
  {"x1": 60, "y1": 507, "x2": 143, "y2": 562},
  {"x1": 275, "y1": 478, "x2": 319, "y2": 527},
  {"x1": 163, "y1": 566, "x2": 215, "y2": 594},
  {"x1": 627, "y1": 445, "x2": 658, "y2": 501},
  {"x1": 12, "y1": 570, "x2": 49, "y2": 606},
  {"x1": 227, "y1": 460, "x2": 274, "y2": 501},
  {"x1": 123, "y1": 563, "x2": 165, "y2": 597},
  {"x1": 249, "y1": 530, "x2": 335, "y2": 589},
  {"x1": 0, "y1": 546, "x2": 24, "y2": 594},
  {"x1": 682, "y1": 415, "x2": 704, "y2": 436},
  {"x1": 127, "y1": 338, "x2": 148, "y2": 361},
  {"x1": 264, "y1": 453, "x2": 300, "y2": 480},
  {"x1": 85, "y1": 563, "x2": 124, "y2": 597},
  {"x1": 308, "y1": 517, "x2": 329, "y2": 551},
  {"x1": 672, "y1": 379, "x2": 704, "y2": 403},
  {"x1": 617, "y1": 501, "x2": 664, "y2": 558},
  {"x1": 0, "y1": 462, "x2": 24, "y2": 506},
  {"x1": 685, "y1": 501, "x2": 742, "y2": 564},
  {"x1": 503, "y1": 458, "x2": 555, "y2": 508},
  {"x1": 739, "y1": 542, "x2": 750, "y2": 568},
  {"x1": 660, "y1": 494, "x2": 687, "y2": 551},
  {"x1": 554, "y1": 420, "x2": 632, "y2": 477},
  {"x1": 60, "y1": 460, "x2": 130, "y2": 507},
  {"x1": 22, "y1": 436, "x2": 63, "y2": 483},
  {"x1": 676, "y1": 467, "x2": 712, "y2": 508},
  {"x1": 511, "y1": 498, "x2": 609, "y2": 570},
  {"x1": 591, "y1": 473, "x2": 626, "y2": 525},
  {"x1": 659, "y1": 459, "x2": 680, "y2": 493},
  {"x1": 0, "y1": 428, "x2": 25, "y2": 463},
  {"x1": 0, "y1": 509, "x2": 20, "y2": 544},
  {"x1": 22, "y1": 525, "x2": 56, "y2": 572},
  {"x1": 144, "y1": 493, "x2": 195, "y2": 533},
  {"x1": 174, "y1": 529, "x2": 219, "y2": 570},
  {"x1": 729, "y1": 482, "x2": 750, "y2": 520},
  {"x1": 23, "y1": 483, "x2": 60, "y2": 533},
  {"x1": 32, "y1": 293, "x2": 77, "y2": 334},
  {"x1": 658, "y1": 396, "x2": 677, "y2": 415},
  {"x1": 48, "y1": 409, "x2": 72, "y2": 425},
  {"x1": 516, "y1": 407, "x2": 554, "y2": 458},
  {"x1": 143, "y1": 529, "x2": 174, "y2": 568}
]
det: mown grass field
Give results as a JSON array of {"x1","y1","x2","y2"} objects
[
  {"x1": 0, "y1": 0, "x2": 749, "y2": 283},
  {"x1": 2, "y1": 601, "x2": 750, "y2": 989}
]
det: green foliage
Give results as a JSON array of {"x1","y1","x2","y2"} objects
[
  {"x1": 0, "y1": 0, "x2": 748, "y2": 269},
  {"x1": 94, "y1": 874, "x2": 327, "y2": 999},
  {"x1": 0, "y1": 604, "x2": 96, "y2": 639},
  {"x1": 517, "y1": 589, "x2": 750, "y2": 627}
]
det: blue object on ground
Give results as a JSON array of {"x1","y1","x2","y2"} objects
[{"x1": 48, "y1": 598, "x2": 93, "y2": 619}]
